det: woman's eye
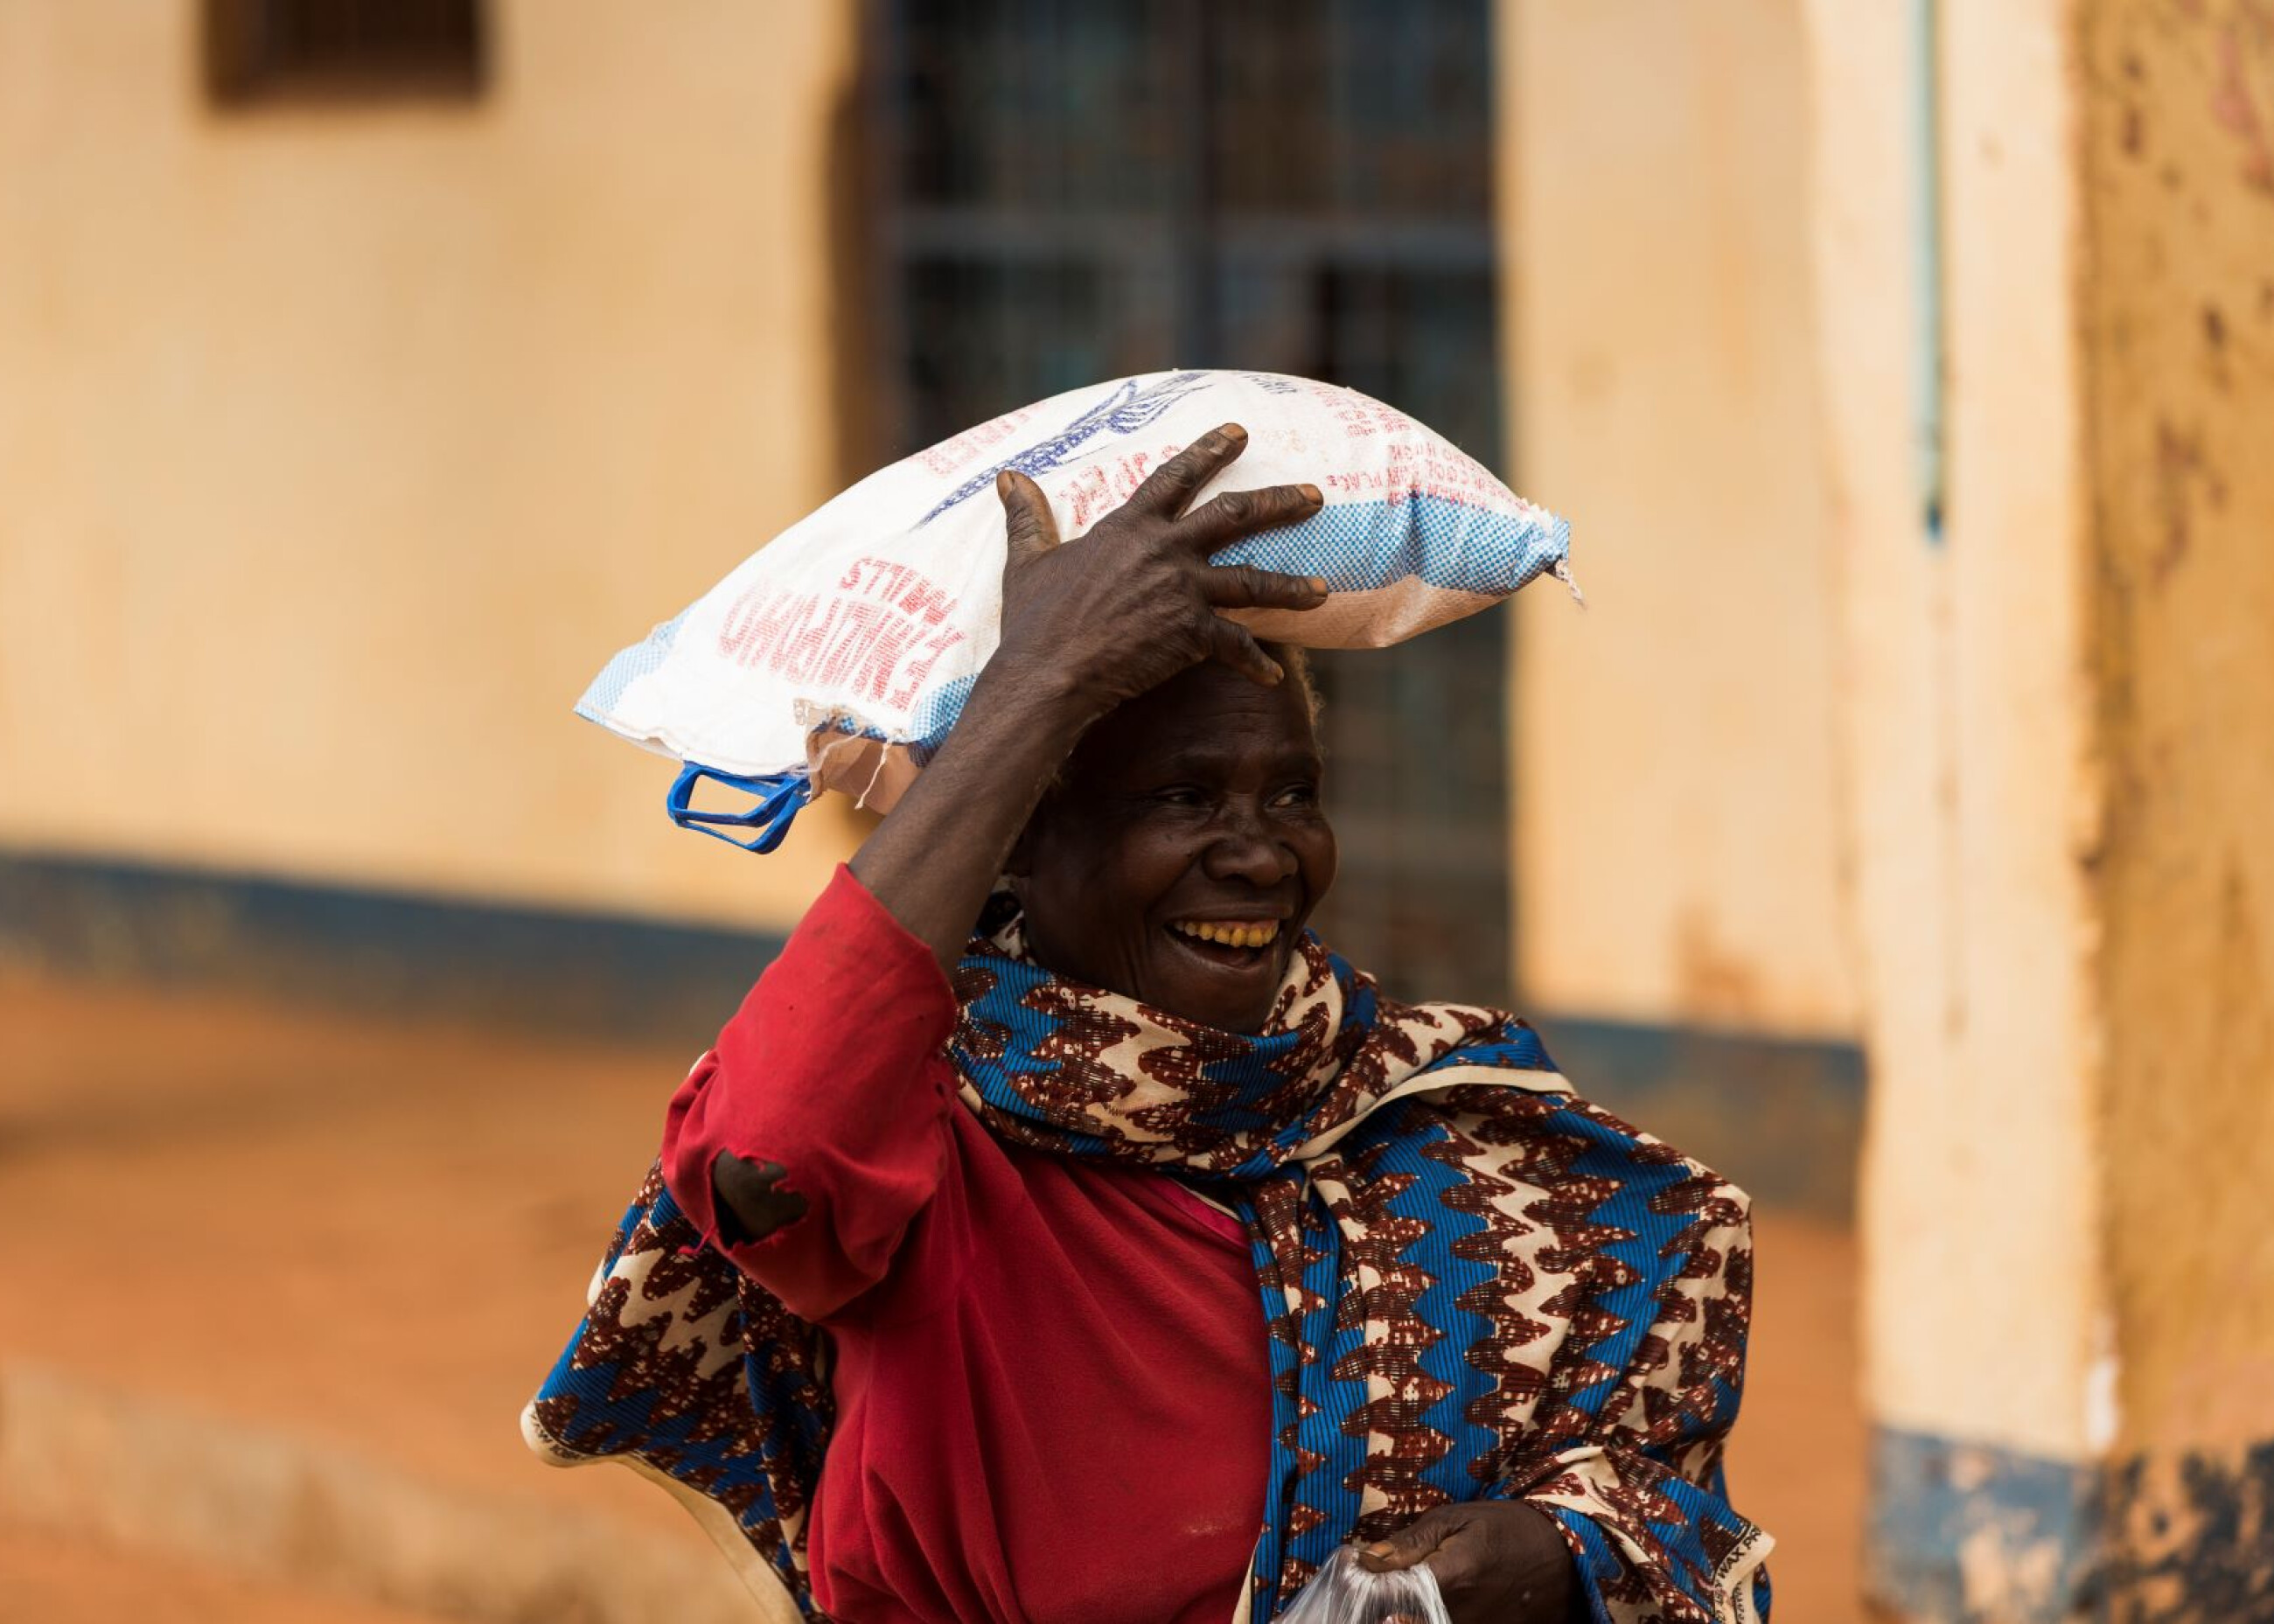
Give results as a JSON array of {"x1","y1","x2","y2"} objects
[
  {"x1": 1272, "y1": 784, "x2": 1322, "y2": 809},
  {"x1": 1154, "y1": 786, "x2": 1207, "y2": 808}
]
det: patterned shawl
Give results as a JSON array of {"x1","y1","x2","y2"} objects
[{"x1": 525, "y1": 922, "x2": 1773, "y2": 1624}]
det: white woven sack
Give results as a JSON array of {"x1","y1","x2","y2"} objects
[{"x1": 577, "y1": 369, "x2": 1572, "y2": 849}]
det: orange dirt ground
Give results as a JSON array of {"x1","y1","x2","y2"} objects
[
  {"x1": 1, "y1": 1526, "x2": 454, "y2": 1624},
  {"x1": 0, "y1": 973, "x2": 1865, "y2": 1621}
]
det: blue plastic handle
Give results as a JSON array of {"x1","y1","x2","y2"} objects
[{"x1": 666, "y1": 763, "x2": 809, "y2": 854}]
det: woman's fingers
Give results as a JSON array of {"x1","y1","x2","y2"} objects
[
  {"x1": 1209, "y1": 615, "x2": 1285, "y2": 687},
  {"x1": 1358, "y1": 1507, "x2": 1460, "y2": 1572},
  {"x1": 1364, "y1": 1502, "x2": 1573, "y2": 1624},
  {"x1": 996, "y1": 468, "x2": 1061, "y2": 560},
  {"x1": 1123, "y1": 422, "x2": 1250, "y2": 519},
  {"x1": 1200, "y1": 564, "x2": 1330, "y2": 611},
  {"x1": 1176, "y1": 481, "x2": 1324, "y2": 552},
  {"x1": 988, "y1": 422, "x2": 1329, "y2": 704}
]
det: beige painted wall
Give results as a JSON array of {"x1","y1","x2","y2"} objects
[
  {"x1": 0, "y1": 2, "x2": 863, "y2": 932},
  {"x1": 1500, "y1": 0, "x2": 1857, "y2": 1039}
]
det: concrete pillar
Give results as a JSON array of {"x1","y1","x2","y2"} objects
[{"x1": 1803, "y1": 0, "x2": 2274, "y2": 1615}]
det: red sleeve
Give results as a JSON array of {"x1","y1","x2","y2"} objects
[{"x1": 660, "y1": 864, "x2": 962, "y2": 1321}]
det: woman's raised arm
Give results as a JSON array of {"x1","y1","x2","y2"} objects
[{"x1": 694, "y1": 425, "x2": 1326, "y2": 1286}]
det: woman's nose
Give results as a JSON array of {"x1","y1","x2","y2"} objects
[{"x1": 1200, "y1": 805, "x2": 1297, "y2": 885}]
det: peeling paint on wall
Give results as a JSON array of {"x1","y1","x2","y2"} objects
[
  {"x1": 1866, "y1": 1427, "x2": 2096, "y2": 1623},
  {"x1": 2099, "y1": 1440, "x2": 2274, "y2": 1620},
  {"x1": 1824, "y1": 0, "x2": 2274, "y2": 1613},
  {"x1": 1869, "y1": 1429, "x2": 2274, "y2": 1621}
]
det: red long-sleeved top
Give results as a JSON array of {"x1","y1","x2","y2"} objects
[{"x1": 661, "y1": 867, "x2": 1271, "y2": 1623}]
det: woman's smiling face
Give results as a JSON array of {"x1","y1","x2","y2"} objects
[{"x1": 1009, "y1": 656, "x2": 1338, "y2": 1034}]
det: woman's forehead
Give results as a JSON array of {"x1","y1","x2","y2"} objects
[
  {"x1": 1137, "y1": 735, "x2": 1325, "y2": 778},
  {"x1": 1073, "y1": 664, "x2": 1322, "y2": 779}
]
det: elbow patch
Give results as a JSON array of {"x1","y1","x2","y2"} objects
[{"x1": 710, "y1": 1149, "x2": 812, "y2": 1244}]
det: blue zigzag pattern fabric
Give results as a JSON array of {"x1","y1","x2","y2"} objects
[{"x1": 527, "y1": 924, "x2": 1772, "y2": 1623}]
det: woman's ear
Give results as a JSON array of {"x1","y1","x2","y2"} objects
[
  {"x1": 1003, "y1": 787, "x2": 1053, "y2": 881},
  {"x1": 1002, "y1": 821, "x2": 1036, "y2": 881}
]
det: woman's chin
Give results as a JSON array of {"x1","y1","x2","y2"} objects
[{"x1": 1146, "y1": 929, "x2": 1290, "y2": 1031}]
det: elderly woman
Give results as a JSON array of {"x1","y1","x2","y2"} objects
[{"x1": 529, "y1": 427, "x2": 1771, "y2": 1624}]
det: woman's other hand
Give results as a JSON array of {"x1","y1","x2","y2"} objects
[
  {"x1": 989, "y1": 422, "x2": 1327, "y2": 724},
  {"x1": 1358, "y1": 1500, "x2": 1577, "y2": 1624}
]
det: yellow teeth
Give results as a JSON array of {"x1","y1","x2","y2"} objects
[{"x1": 1172, "y1": 920, "x2": 1281, "y2": 950}]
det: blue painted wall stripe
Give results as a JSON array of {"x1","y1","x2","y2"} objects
[
  {"x1": 0, "y1": 848, "x2": 785, "y2": 1045},
  {"x1": 0, "y1": 850, "x2": 1864, "y2": 1217}
]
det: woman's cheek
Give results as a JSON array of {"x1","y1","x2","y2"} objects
[
  {"x1": 1125, "y1": 819, "x2": 1210, "y2": 889},
  {"x1": 1295, "y1": 819, "x2": 1339, "y2": 900}
]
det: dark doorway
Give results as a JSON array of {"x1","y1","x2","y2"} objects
[{"x1": 864, "y1": 0, "x2": 1509, "y2": 1004}]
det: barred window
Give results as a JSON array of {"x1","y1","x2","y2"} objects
[
  {"x1": 205, "y1": 0, "x2": 487, "y2": 105},
  {"x1": 867, "y1": 0, "x2": 1511, "y2": 1004}
]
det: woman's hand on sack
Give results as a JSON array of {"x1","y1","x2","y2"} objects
[
  {"x1": 848, "y1": 424, "x2": 1323, "y2": 973},
  {"x1": 987, "y1": 423, "x2": 1328, "y2": 727},
  {"x1": 1358, "y1": 1501, "x2": 1578, "y2": 1624}
]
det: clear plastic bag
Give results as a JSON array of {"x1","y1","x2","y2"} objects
[{"x1": 1274, "y1": 1546, "x2": 1453, "y2": 1624}]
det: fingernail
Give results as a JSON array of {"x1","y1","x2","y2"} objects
[
  {"x1": 1363, "y1": 1544, "x2": 1392, "y2": 1559},
  {"x1": 1219, "y1": 422, "x2": 1247, "y2": 443},
  {"x1": 1299, "y1": 483, "x2": 1322, "y2": 504},
  {"x1": 994, "y1": 469, "x2": 1013, "y2": 497},
  {"x1": 1308, "y1": 576, "x2": 1329, "y2": 595}
]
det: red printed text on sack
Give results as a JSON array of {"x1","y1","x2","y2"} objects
[
  {"x1": 917, "y1": 406, "x2": 1042, "y2": 477},
  {"x1": 716, "y1": 559, "x2": 966, "y2": 711},
  {"x1": 1055, "y1": 447, "x2": 1178, "y2": 531},
  {"x1": 1321, "y1": 437, "x2": 1505, "y2": 508}
]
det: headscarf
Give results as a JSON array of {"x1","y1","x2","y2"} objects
[{"x1": 527, "y1": 923, "x2": 1772, "y2": 1624}]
